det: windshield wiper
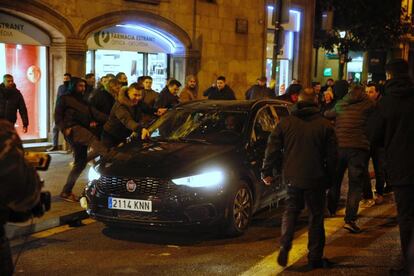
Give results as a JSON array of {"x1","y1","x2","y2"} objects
[{"x1": 177, "y1": 137, "x2": 211, "y2": 144}]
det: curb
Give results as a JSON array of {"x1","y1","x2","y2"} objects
[{"x1": 5, "y1": 210, "x2": 89, "y2": 240}]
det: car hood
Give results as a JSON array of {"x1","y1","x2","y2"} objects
[{"x1": 98, "y1": 141, "x2": 240, "y2": 179}]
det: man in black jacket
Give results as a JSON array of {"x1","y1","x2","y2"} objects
[
  {"x1": 90, "y1": 77, "x2": 119, "y2": 116},
  {"x1": 203, "y1": 76, "x2": 236, "y2": 100},
  {"x1": 262, "y1": 88, "x2": 337, "y2": 269},
  {"x1": 155, "y1": 79, "x2": 181, "y2": 109},
  {"x1": 371, "y1": 59, "x2": 414, "y2": 275},
  {"x1": 55, "y1": 78, "x2": 109, "y2": 202},
  {"x1": 0, "y1": 74, "x2": 28, "y2": 133},
  {"x1": 325, "y1": 85, "x2": 374, "y2": 233}
]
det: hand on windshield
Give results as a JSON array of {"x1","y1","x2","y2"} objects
[
  {"x1": 141, "y1": 128, "x2": 150, "y2": 140},
  {"x1": 156, "y1": 108, "x2": 167, "y2": 116}
]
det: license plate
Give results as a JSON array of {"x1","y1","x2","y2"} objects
[{"x1": 108, "y1": 197, "x2": 152, "y2": 212}]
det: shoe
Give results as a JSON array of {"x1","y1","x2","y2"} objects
[
  {"x1": 46, "y1": 146, "x2": 58, "y2": 152},
  {"x1": 60, "y1": 192, "x2": 79, "y2": 202},
  {"x1": 375, "y1": 194, "x2": 384, "y2": 205},
  {"x1": 344, "y1": 221, "x2": 362, "y2": 233},
  {"x1": 277, "y1": 247, "x2": 289, "y2": 267},
  {"x1": 308, "y1": 258, "x2": 335, "y2": 269},
  {"x1": 360, "y1": 199, "x2": 375, "y2": 208}
]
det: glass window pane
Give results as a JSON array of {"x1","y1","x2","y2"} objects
[{"x1": 147, "y1": 53, "x2": 167, "y2": 92}]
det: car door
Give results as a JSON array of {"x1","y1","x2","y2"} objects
[{"x1": 246, "y1": 105, "x2": 280, "y2": 207}]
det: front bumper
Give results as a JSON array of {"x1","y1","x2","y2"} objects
[{"x1": 84, "y1": 177, "x2": 229, "y2": 228}]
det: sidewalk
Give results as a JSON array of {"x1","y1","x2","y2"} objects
[{"x1": 5, "y1": 152, "x2": 90, "y2": 239}]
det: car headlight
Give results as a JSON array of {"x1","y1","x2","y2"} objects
[
  {"x1": 172, "y1": 171, "x2": 225, "y2": 188},
  {"x1": 88, "y1": 166, "x2": 101, "y2": 182}
]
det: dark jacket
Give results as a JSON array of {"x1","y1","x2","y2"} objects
[
  {"x1": 143, "y1": 89, "x2": 159, "y2": 108},
  {"x1": 57, "y1": 83, "x2": 70, "y2": 99},
  {"x1": 370, "y1": 76, "x2": 414, "y2": 186},
  {"x1": 245, "y1": 85, "x2": 274, "y2": 100},
  {"x1": 155, "y1": 87, "x2": 179, "y2": 109},
  {"x1": 325, "y1": 90, "x2": 374, "y2": 150},
  {"x1": 276, "y1": 84, "x2": 302, "y2": 103},
  {"x1": 0, "y1": 120, "x2": 41, "y2": 224},
  {"x1": 0, "y1": 84, "x2": 29, "y2": 127},
  {"x1": 204, "y1": 85, "x2": 236, "y2": 100},
  {"x1": 55, "y1": 87, "x2": 107, "y2": 133},
  {"x1": 262, "y1": 101, "x2": 337, "y2": 189},
  {"x1": 90, "y1": 88, "x2": 115, "y2": 116},
  {"x1": 104, "y1": 90, "x2": 155, "y2": 141},
  {"x1": 333, "y1": 80, "x2": 349, "y2": 101}
]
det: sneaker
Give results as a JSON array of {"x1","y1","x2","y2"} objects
[
  {"x1": 344, "y1": 221, "x2": 362, "y2": 234},
  {"x1": 360, "y1": 199, "x2": 375, "y2": 208},
  {"x1": 46, "y1": 146, "x2": 58, "y2": 152},
  {"x1": 375, "y1": 194, "x2": 384, "y2": 205},
  {"x1": 308, "y1": 258, "x2": 335, "y2": 269},
  {"x1": 277, "y1": 247, "x2": 289, "y2": 267},
  {"x1": 60, "y1": 192, "x2": 79, "y2": 202}
]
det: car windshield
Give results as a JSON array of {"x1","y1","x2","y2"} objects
[{"x1": 148, "y1": 109, "x2": 248, "y2": 144}]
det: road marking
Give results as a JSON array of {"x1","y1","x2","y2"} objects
[
  {"x1": 240, "y1": 213, "x2": 346, "y2": 276},
  {"x1": 30, "y1": 218, "x2": 95, "y2": 239}
]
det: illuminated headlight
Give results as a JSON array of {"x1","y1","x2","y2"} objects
[
  {"x1": 172, "y1": 171, "x2": 225, "y2": 188},
  {"x1": 88, "y1": 166, "x2": 101, "y2": 182}
]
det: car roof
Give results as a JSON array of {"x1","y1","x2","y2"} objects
[{"x1": 176, "y1": 99, "x2": 291, "y2": 111}]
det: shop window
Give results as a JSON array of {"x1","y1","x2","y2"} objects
[
  {"x1": 90, "y1": 50, "x2": 167, "y2": 92},
  {"x1": 0, "y1": 43, "x2": 48, "y2": 140}
]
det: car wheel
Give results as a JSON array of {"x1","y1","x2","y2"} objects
[{"x1": 223, "y1": 181, "x2": 253, "y2": 237}]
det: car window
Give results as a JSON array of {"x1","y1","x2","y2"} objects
[
  {"x1": 275, "y1": 106, "x2": 290, "y2": 117},
  {"x1": 148, "y1": 109, "x2": 248, "y2": 144},
  {"x1": 251, "y1": 106, "x2": 278, "y2": 143}
]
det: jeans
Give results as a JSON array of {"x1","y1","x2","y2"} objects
[
  {"x1": 280, "y1": 185, "x2": 326, "y2": 262},
  {"x1": 363, "y1": 147, "x2": 386, "y2": 199},
  {"x1": 327, "y1": 148, "x2": 369, "y2": 222},
  {"x1": 393, "y1": 185, "x2": 414, "y2": 268},
  {"x1": 51, "y1": 123, "x2": 60, "y2": 147},
  {"x1": 62, "y1": 125, "x2": 108, "y2": 194}
]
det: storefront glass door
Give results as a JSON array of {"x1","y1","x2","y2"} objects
[{"x1": 0, "y1": 43, "x2": 48, "y2": 140}]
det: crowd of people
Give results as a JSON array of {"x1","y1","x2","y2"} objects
[{"x1": 1, "y1": 59, "x2": 413, "y2": 274}]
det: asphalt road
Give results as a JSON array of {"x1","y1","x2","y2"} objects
[{"x1": 10, "y1": 193, "x2": 402, "y2": 276}]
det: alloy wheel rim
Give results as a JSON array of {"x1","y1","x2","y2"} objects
[{"x1": 233, "y1": 187, "x2": 251, "y2": 230}]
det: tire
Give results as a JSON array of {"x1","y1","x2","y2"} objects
[{"x1": 223, "y1": 181, "x2": 253, "y2": 237}]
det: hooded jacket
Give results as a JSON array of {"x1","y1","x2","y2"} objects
[
  {"x1": 104, "y1": 89, "x2": 155, "y2": 141},
  {"x1": 0, "y1": 83, "x2": 29, "y2": 127},
  {"x1": 262, "y1": 101, "x2": 338, "y2": 189},
  {"x1": 90, "y1": 87, "x2": 115, "y2": 116},
  {"x1": 370, "y1": 76, "x2": 414, "y2": 186},
  {"x1": 54, "y1": 78, "x2": 107, "y2": 132},
  {"x1": 325, "y1": 89, "x2": 374, "y2": 150}
]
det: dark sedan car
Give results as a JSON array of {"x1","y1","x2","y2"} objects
[{"x1": 83, "y1": 99, "x2": 290, "y2": 236}]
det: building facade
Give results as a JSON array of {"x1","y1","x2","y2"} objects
[{"x1": 0, "y1": 0, "x2": 315, "y2": 142}]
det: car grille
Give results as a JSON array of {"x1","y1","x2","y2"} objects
[{"x1": 97, "y1": 175, "x2": 180, "y2": 198}]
